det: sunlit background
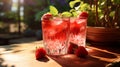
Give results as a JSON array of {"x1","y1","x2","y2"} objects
[
  {"x1": 0, "y1": 0, "x2": 25, "y2": 33},
  {"x1": 12, "y1": 0, "x2": 24, "y2": 20},
  {"x1": 0, "y1": 0, "x2": 70, "y2": 37},
  {"x1": 0, "y1": 0, "x2": 49, "y2": 34}
]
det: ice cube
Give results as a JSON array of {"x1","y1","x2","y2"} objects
[
  {"x1": 52, "y1": 17, "x2": 63, "y2": 25},
  {"x1": 77, "y1": 19, "x2": 86, "y2": 24},
  {"x1": 70, "y1": 18, "x2": 76, "y2": 23},
  {"x1": 48, "y1": 28, "x2": 57, "y2": 37}
]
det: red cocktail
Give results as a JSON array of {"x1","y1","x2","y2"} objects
[
  {"x1": 69, "y1": 12, "x2": 88, "y2": 47},
  {"x1": 41, "y1": 13, "x2": 70, "y2": 55}
]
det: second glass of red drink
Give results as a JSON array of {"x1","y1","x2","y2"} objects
[{"x1": 69, "y1": 12, "x2": 88, "y2": 47}]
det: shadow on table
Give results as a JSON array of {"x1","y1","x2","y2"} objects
[
  {"x1": 36, "y1": 56, "x2": 49, "y2": 62},
  {"x1": 9, "y1": 37, "x2": 38, "y2": 45},
  {"x1": 48, "y1": 46, "x2": 119, "y2": 67},
  {"x1": 0, "y1": 44, "x2": 26, "y2": 57},
  {"x1": 0, "y1": 57, "x2": 15, "y2": 67},
  {"x1": 48, "y1": 55, "x2": 108, "y2": 67},
  {"x1": 88, "y1": 44, "x2": 120, "y2": 54}
]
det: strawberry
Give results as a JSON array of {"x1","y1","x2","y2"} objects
[
  {"x1": 68, "y1": 42, "x2": 78, "y2": 54},
  {"x1": 42, "y1": 13, "x2": 53, "y2": 29},
  {"x1": 42, "y1": 13, "x2": 53, "y2": 21},
  {"x1": 75, "y1": 46, "x2": 88, "y2": 58},
  {"x1": 68, "y1": 44, "x2": 74, "y2": 54},
  {"x1": 79, "y1": 12, "x2": 88, "y2": 19},
  {"x1": 35, "y1": 48, "x2": 46, "y2": 60}
]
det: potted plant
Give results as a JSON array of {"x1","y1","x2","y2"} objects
[{"x1": 69, "y1": 0, "x2": 120, "y2": 45}]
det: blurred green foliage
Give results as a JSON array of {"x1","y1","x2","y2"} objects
[{"x1": 70, "y1": 0, "x2": 120, "y2": 27}]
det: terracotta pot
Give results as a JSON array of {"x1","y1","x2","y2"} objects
[{"x1": 86, "y1": 27, "x2": 120, "y2": 45}]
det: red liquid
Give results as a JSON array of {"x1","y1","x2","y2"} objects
[
  {"x1": 70, "y1": 17, "x2": 87, "y2": 46},
  {"x1": 42, "y1": 17, "x2": 70, "y2": 55}
]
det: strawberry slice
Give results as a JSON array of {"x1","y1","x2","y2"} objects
[
  {"x1": 68, "y1": 42, "x2": 78, "y2": 54},
  {"x1": 35, "y1": 48, "x2": 46, "y2": 60},
  {"x1": 68, "y1": 44, "x2": 74, "y2": 54},
  {"x1": 79, "y1": 12, "x2": 88, "y2": 19},
  {"x1": 75, "y1": 46, "x2": 88, "y2": 58},
  {"x1": 42, "y1": 13, "x2": 53, "y2": 21}
]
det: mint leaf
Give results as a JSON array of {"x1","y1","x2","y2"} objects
[
  {"x1": 49, "y1": 5, "x2": 58, "y2": 16},
  {"x1": 69, "y1": 1, "x2": 75, "y2": 8},
  {"x1": 62, "y1": 12, "x2": 72, "y2": 17},
  {"x1": 70, "y1": 9, "x2": 78, "y2": 17},
  {"x1": 69, "y1": 0, "x2": 81, "y2": 8},
  {"x1": 70, "y1": 9, "x2": 76, "y2": 12},
  {"x1": 72, "y1": 11, "x2": 78, "y2": 17}
]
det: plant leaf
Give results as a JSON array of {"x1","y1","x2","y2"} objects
[
  {"x1": 113, "y1": 0, "x2": 120, "y2": 4},
  {"x1": 69, "y1": 0, "x2": 81, "y2": 8},
  {"x1": 72, "y1": 11, "x2": 78, "y2": 17},
  {"x1": 62, "y1": 12, "x2": 72, "y2": 17},
  {"x1": 49, "y1": 5, "x2": 58, "y2": 16},
  {"x1": 70, "y1": 9, "x2": 75, "y2": 12},
  {"x1": 35, "y1": 7, "x2": 49, "y2": 21},
  {"x1": 109, "y1": 11, "x2": 115, "y2": 17}
]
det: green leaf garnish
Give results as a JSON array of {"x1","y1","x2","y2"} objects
[
  {"x1": 69, "y1": 0, "x2": 81, "y2": 8},
  {"x1": 70, "y1": 9, "x2": 79, "y2": 17},
  {"x1": 72, "y1": 11, "x2": 78, "y2": 17},
  {"x1": 49, "y1": 5, "x2": 58, "y2": 16},
  {"x1": 62, "y1": 12, "x2": 72, "y2": 17},
  {"x1": 70, "y1": 9, "x2": 76, "y2": 12}
]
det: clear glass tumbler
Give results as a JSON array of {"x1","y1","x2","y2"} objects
[
  {"x1": 42, "y1": 14, "x2": 70, "y2": 55},
  {"x1": 69, "y1": 17, "x2": 87, "y2": 47}
]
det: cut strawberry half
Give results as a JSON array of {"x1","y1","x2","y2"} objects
[
  {"x1": 79, "y1": 12, "x2": 88, "y2": 19},
  {"x1": 75, "y1": 46, "x2": 88, "y2": 58},
  {"x1": 68, "y1": 42, "x2": 78, "y2": 54},
  {"x1": 68, "y1": 44, "x2": 74, "y2": 54},
  {"x1": 42, "y1": 13, "x2": 53, "y2": 21},
  {"x1": 35, "y1": 48, "x2": 46, "y2": 60}
]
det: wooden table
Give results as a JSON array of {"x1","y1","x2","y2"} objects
[{"x1": 0, "y1": 41, "x2": 120, "y2": 67}]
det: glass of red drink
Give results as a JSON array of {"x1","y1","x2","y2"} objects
[
  {"x1": 69, "y1": 12, "x2": 88, "y2": 47},
  {"x1": 41, "y1": 13, "x2": 70, "y2": 55}
]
